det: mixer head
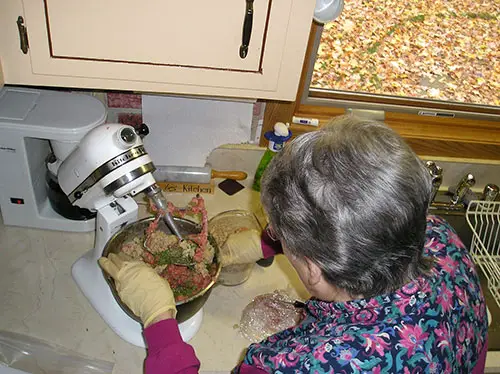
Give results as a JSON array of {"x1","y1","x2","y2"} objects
[{"x1": 57, "y1": 124, "x2": 158, "y2": 211}]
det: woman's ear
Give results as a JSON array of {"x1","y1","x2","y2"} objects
[{"x1": 304, "y1": 257, "x2": 323, "y2": 288}]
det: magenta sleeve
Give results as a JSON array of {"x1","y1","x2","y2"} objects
[
  {"x1": 261, "y1": 229, "x2": 283, "y2": 258},
  {"x1": 144, "y1": 319, "x2": 200, "y2": 374},
  {"x1": 472, "y1": 338, "x2": 488, "y2": 374},
  {"x1": 237, "y1": 363, "x2": 269, "y2": 374}
]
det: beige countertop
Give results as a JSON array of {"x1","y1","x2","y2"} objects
[
  {"x1": 1, "y1": 182, "x2": 499, "y2": 373},
  {"x1": 0, "y1": 185, "x2": 308, "y2": 374}
]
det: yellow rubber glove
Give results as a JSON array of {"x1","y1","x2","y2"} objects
[
  {"x1": 98, "y1": 253, "x2": 177, "y2": 327},
  {"x1": 219, "y1": 229, "x2": 263, "y2": 267}
]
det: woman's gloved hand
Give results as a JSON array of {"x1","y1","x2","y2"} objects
[
  {"x1": 219, "y1": 229, "x2": 263, "y2": 267},
  {"x1": 98, "y1": 253, "x2": 176, "y2": 327}
]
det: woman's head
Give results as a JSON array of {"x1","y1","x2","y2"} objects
[{"x1": 261, "y1": 116, "x2": 432, "y2": 299}]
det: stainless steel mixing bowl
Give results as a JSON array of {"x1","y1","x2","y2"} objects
[{"x1": 101, "y1": 216, "x2": 221, "y2": 323}]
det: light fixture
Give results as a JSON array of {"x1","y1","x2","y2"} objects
[{"x1": 313, "y1": 0, "x2": 344, "y2": 24}]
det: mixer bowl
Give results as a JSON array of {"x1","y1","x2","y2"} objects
[{"x1": 101, "y1": 216, "x2": 221, "y2": 324}]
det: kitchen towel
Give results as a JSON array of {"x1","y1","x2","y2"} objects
[{"x1": 142, "y1": 95, "x2": 253, "y2": 167}]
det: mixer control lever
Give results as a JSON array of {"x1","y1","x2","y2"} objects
[{"x1": 135, "y1": 123, "x2": 150, "y2": 139}]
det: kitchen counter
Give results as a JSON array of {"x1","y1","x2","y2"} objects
[
  {"x1": 1, "y1": 182, "x2": 500, "y2": 373},
  {"x1": 0, "y1": 185, "x2": 309, "y2": 374}
]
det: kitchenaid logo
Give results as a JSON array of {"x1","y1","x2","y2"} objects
[{"x1": 0, "y1": 146, "x2": 16, "y2": 153}]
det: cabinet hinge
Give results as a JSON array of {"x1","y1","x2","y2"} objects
[{"x1": 16, "y1": 16, "x2": 29, "y2": 54}]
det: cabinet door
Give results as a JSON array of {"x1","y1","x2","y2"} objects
[
  {"x1": 11, "y1": 0, "x2": 314, "y2": 99},
  {"x1": 0, "y1": 61, "x2": 4, "y2": 89},
  {"x1": 41, "y1": 0, "x2": 266, "y2": 71}
]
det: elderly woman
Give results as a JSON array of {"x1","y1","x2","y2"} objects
[{"x1": 100, "y1": 117, "x2": 488, "y2": 373}]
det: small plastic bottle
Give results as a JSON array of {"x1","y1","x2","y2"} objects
[{"x1": 252, "y1": 122, "x2": 292, "y2": 192}]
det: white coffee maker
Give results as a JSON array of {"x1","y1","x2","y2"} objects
[{"x1": 0, "y1": 86, "x2": 106, "y2": 231}]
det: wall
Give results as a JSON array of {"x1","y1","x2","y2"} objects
[
  {"x1": 83, "y1": 91, "x2": 265, "y2": 145},
  {"x1": 76, "y1": 89, "x2": 500, "y2": 194}
]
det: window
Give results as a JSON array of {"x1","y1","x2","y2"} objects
[
  {"x1": 308, "y1": 0, "x2": 499, "y2": 117},
  {"x1": 262, "y1": 3, "x2": 500, "y2": 161}
]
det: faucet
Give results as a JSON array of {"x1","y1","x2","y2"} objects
[
  {"x1": 425, "y1": 161, "x2": 443, "y2": 205},
  {"x1": 425, "y1": 161, "x2": 498, "y2": 213},
  {"x1": 450, "y1": 173, "x2": 476, "y2": 205},
  {"x1": 483, "y1": 183, "x2": 500, "y2": 202}
]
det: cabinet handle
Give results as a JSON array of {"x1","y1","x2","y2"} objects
[
  {"x1": 16, "y1": 16, "x2": 29, "y2": 54},
  {"x1": 239, "y1": 0, "x2": 254, "y2": 59}
]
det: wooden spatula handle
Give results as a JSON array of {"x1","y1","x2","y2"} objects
[{"x1": 211, "y1": 170, "x2": 247, "y2": 180}]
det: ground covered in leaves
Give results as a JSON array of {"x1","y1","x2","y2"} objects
[{"x1": 311, "y1": 0, "x2": 499, "y2": 106}]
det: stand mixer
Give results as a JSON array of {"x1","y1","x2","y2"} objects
[
  {"x1": 0, "y1": 87, "x2": 202, "y2": 347},
  {"x1": 63, "y1": 121, "x2": 206, "y2": 347}
]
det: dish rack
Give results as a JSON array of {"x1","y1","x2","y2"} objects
[{"x1": 466, "y1": 201, "x2": 500, "y2": 308}]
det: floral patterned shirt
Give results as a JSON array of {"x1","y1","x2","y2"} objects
[{"x1": 238, "y1": 215, "x2": 488, "y2": 373}]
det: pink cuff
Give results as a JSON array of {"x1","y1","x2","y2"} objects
[
  {"x1": 261, "y1": 230, "x2": 283, "y2": 258},
  {"x1": 472, "y1": 337, "x2": 488, "y2": 374},
  {"x1": 238, "y1": 363, "x2": 269, "y2": 374},
  {"x1": 144, "y1": 319, "x2": 200, "y2": 374},
  {"x1": 144, "y1": 318, "x2": 183, "y2": 348}
]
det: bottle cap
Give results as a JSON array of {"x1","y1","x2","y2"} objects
[
  {"x1": 264, "y1": 122, "x2": 292, "y2": 144},
  {"x1": 274, "y1": 122, "x2": 289, "y2": 136}
]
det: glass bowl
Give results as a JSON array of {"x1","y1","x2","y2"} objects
[{"x1": 208, "y1": 210, "x2": 262, "y2": 286}]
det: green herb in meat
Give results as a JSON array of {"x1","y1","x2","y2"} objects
[
  {"x1": 173, "y1": 282, "x2": 198, "y2": 298},
  {"x1": 155, "y1": 246, "x2": 192, "y2": 265}
]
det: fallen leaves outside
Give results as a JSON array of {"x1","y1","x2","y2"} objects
[{"x1": 311, "y1": 0, "x2": 499, "y2": 107}]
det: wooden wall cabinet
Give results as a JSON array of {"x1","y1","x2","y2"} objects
[
  {"x1": 0, "y1": 61, "x2": 4, "y2": 89},
  {"x1": 0, "y1": 1, "x2": 315, "y2": 100}
]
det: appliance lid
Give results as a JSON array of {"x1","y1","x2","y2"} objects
[
  {"x1": 0, "y1": 87, "x2": 107, "y2": 140},
  {"x1": 0, "y1": 88, "x2": 39, "y2": 120}
]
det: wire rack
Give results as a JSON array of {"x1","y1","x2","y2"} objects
[{"x1": 466, "y1": 201, "x2": 500, "y2": 308}]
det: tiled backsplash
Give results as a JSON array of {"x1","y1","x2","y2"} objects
[
  {"x1": 106, "y1": 92, "x2": 142, "y2": 109},
  {"x1": 99, "y1": 92, "x2": 144, "y2": 128},
  {"x1": 116, "y1": 112, "x2": 143, "y2": 127}
]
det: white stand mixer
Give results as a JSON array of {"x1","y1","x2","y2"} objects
[
  {"x1": 0, "y1": 87, "x2": 203, "y2": 346},
  {"x1": 57, "y1": 121, "x2": 203, "y2": 346}
]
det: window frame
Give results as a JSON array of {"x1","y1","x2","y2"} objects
[{"x1": 262, "y1": 23, "x2": 500, "y2": 161}]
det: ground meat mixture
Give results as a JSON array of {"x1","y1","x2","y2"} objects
[
  {"x1": 121, "y1": 237, "x2": 144, "y2": 258},
  {"x1": 120, "y1": 195, "x2": 216, "y2": 302},
  {"x1": 147, "y1": 231, "x2": 178, "y2": 254},
  {"x1": 239, "y1": 290, "x2": 305, "y2": 342}
]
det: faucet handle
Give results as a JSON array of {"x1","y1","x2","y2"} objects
[
  {"x1": 483, "y1": 184, "x2": 499, "y2": 202},
  {"x1": 425, "y1": 161, "x2": 443, "y2": 186},
  {"x1": 425, "y1": 161, "x2": 443, "y2": 204},
  {"x1": 425, "y1": 161, "x2": 443, "y2": 178},
  {"x1": 451, "y1": 173, "x2": 475, "y2": 205}
]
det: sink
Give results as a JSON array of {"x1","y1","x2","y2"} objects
[{"x1": 432, "y1": 210, "x2": 500, "y2": 351}]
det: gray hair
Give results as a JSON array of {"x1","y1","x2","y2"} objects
[{"x1": 261, "y1": 116, "x2": 433, "y2": 298}]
